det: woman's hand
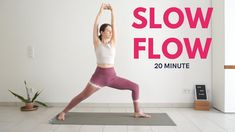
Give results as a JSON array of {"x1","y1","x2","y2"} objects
[
  {"x1": 101, "y1": 3, "x2": 112, "y2": 11},
  {"x1": 105, "y1": 3, "x2": 113, "y2": 11},
  {"x1": 99, "y1": 3, "x2": 105, "y2": 13}
]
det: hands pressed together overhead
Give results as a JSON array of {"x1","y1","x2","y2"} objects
[{"x1": 99, "y1": 3, "x2": 113, "y2": 13}]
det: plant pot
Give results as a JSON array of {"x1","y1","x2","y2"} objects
[
  {"x1": 21, "y1": 102, "x2": 38, "y2": 111},
  {"x1": 21, "y1": 105, "x2": 38, "y2": 111},
  {"x1": 25, "y1": 102, "x2": 34, "y2": 109}
]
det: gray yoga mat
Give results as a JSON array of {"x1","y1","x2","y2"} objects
[{"x1": 49, "y1": 112, "x2": 176, "y2": 126}]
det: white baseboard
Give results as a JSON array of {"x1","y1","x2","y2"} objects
[{"x1": 0, "y1": 102, "x2": 193, "y2": 108}]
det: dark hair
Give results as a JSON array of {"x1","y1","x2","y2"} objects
[{"x1": 98, "y1": 23, "x2": 112, "y2": 41}]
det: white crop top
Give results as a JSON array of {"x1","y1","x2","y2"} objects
[{"x1": 95, "y1": 43, "x2": 115, "y2": 65}]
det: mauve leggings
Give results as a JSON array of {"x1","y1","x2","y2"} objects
[
  {"x1": 62, "y1": 67, "x2": 139, "y2": 113},
  {"x1": 89, "y1": 67, "x2": 139, "y2": 100}
]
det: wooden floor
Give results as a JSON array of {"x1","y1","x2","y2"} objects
[{"x1": 1, "y1": 106, "x2": 235, "y2": 132}]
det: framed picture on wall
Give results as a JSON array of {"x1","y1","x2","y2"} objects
[{"x1": 194, "y1": 85, "x2": 208, "y2": 100}]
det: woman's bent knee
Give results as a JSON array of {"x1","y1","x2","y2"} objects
[{"x1": 132, "y1": 83, "x2": 139, "y2": 92}]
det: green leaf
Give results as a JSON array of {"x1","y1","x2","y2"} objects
[
  {"x1": 8, "y1": 90, "x2": 30, "y2": 103},
  {"x1": 31, "y1": 91, "x2": 41, "y2": 102},
  {"x1": 35, "y1": 101, "x2": 48, "y2": 107}
]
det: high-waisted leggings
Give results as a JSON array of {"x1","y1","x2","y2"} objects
[
  {"x1": 89, "y1": 67, "x2": 139, "y2": 101},
  {"x1": 62, "y1": 67, "x2": 140, "y2": 113}
]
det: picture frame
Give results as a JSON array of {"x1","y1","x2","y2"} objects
[{"x1": 194, "y1": 85, "x2": 208, "y2": 100}]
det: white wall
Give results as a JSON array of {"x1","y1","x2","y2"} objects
[
  {"x1": 225, "y1": 0, "x2": 235, "y2": 65},
  {"x1": 0, "y1": 0, "x2": 212, "y2": 104},
  {"x1": 212, "y1": 0, "x2": 225, "y2": 111}
]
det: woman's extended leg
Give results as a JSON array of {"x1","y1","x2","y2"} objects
[
  {"x1": 108, "y1": 76, "x2": 151, "y2": 118},
  {"x1": 57, "y1": 83, "x2": 100, "y2": 120}
]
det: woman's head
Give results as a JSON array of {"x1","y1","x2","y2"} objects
[{"x1": 99, "y1": 23, "x2": 112, "y2": 41}]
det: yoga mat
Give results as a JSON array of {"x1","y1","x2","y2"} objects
[{"x1": 49, "y1": 112, "x2": 176, "y2": 126}]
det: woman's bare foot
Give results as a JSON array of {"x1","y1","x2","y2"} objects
[
  {"x1": 134, "y1": 112, "x2": 151, "y2": 118},
  {"x1": 57, "y1": 112, "x2": 65, "y2": 121}
]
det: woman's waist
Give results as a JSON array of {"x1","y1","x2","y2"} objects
[
  {"x1": 94, "y1": 64, "x2": 116, "y2": 75},
  {"x1": 97, "y1": 64, "x2": 114, "y2": 68}
]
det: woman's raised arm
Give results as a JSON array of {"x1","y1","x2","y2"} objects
[
  {"x1": 93, "y1": 4, "x2": 104, "y2": 47},
  {"x1": 109, "y1": 4, "x2": 116, "y2": 44}
]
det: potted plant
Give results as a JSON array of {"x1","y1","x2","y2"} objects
[{"x1": 9, "y1": 80, "x2": 47, "y2": 111}]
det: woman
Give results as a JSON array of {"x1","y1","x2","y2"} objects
[{"x1": 57, "y1": 3, "x2": 150, "y2": 121}]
